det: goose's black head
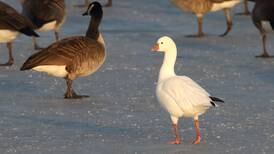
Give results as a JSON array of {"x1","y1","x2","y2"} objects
[{"x1": 82, "y1": 1, "x2": 103, "y2": 18}]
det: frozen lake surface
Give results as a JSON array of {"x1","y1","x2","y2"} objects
[{"x1": 0, "y1": 0, "x2": 274, "y2": 153}]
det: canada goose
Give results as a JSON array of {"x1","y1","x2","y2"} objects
[
  {"x1": 170, "y1": 0, "x2": 241, "y2": 37},
  {"x1": 21, "y1": 0, "x2": 66, "y2": 49},
  {"x1": 251, "y1": 0, "x2": 274, "y2": 58},
  {"x1": 75, "y1": 0, "x2": 112, "y2": 7},
  {"x1": 0, "y1": 1, "x2": 39, "y2": 66},
  {"x1": 151, "y1": 36, "x2": 224, "y2": 144},
  {"x1": 21, "y1": 1, "x2": 106, "y2": 99}
]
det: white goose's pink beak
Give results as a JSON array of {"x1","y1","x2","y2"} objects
[{"x1": 151, "y1": 44, "x2": 159, "y2": 52}]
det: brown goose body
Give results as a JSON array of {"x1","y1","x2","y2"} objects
[
  {"x1": 171, "y1": 0, "x2": 213, "y2": 14},
  {"x1": 21, "y1": 0, "x2": 66, "y2": 49},
  {"x1": 21, "y1": 1, "x2": 105, "y2": 99},
  {"x1": 0, "y1": 1, "x2": 38, "y2": 66},
  {"x1": 170, "y1": 0, "x2": 241, "y2": 37},
  {"x1": 21, "y1": 36, "x2": 105, "y2": 79}
]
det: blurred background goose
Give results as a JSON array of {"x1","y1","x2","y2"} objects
[
  {"x1": 0, "y1": 1, "x2": 38, "y2": 66},
  {"x1": 251, "y1": 0, "x2": 274, "y2": 58},
  {"x1": 104, "y1": 0, "x2": 112, "y2": 7},
  {"x1": 151, "y1": 36, "x2": 224, "y2": 144},
  {"x1": 75, "y1": 0, "x2": 112, "y2": 7},
  {"x1": 21, "y1": 0, "x2": 66, "y2": 49},
  {"x1": 170, "y1": 0, "x2": 241, "y2": 37},
  {"x1": 20, "y1": 1, "x2": 106, "y2": 99}
]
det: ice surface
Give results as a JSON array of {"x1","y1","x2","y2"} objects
[{"x1": 0, "y1": 0, "x2": 274, "y2": 154}]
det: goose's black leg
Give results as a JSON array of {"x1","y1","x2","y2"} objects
[
  {"x1": 236, "y1": 0, "x2": 250, "y2": 16},
  {"x1": 186, "y1": 14, "x2": 205, "y2": 37},
  {"x1": 55, "y1": 31, "x2": 59, "y2": 41},
  {"x1": 33, "y1": 37, "x2": 44, "y2": 50},
  {"x1": 64, "y1": 77, "x2": 89, "y2": 99},
  {"x1": 256, "y1": 32, "x2": 274, "y2": 58},
  {"x1": 220, "y1": 8, "x2": 232, "y2": 37},
  {"x1": 0, "y1": 42, "x2": 14, "y2": 66}
]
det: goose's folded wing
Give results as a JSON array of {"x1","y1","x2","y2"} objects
[
  {"x1": 170, "y1": 0, "x2": 193, "y2": 12},
  {"x1": 0, "y1": 2, "x2": 35, "y2": 31},
  {"x1": 170, "y1": 0, "x2": 212, "y2": 13},
  {"x1": 22, "y1": 0, "x2": 65, "y2": 27},
  {"x1": 162, "y1": 76, "x2": 212, "y2": 108}
]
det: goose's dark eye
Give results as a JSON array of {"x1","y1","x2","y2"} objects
[{"x1": 161, "y1": 42, "x2": 163, "y2": 44}]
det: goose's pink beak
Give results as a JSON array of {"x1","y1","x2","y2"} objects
[{"x1": 151, "y1": 44, "x2": 159, "y2": 52}]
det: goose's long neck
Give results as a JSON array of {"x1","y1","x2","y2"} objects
[
  {"x1": 158, "y1": 45, "x2": 177, "y2": 82},
  {"x1": 86, "y1": 14, "x2": 102, "y2": 41}
]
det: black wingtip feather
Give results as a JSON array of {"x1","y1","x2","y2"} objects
[
  {"x1": 20, "y1": 62, "x2": 32, "y2": 71},
  {"x1": 19, "y1": 27, "x2": 39, "y2": 37},
  {"x1": 20, "y1": 65, "x2": 28, "y2": 71},
  {"x1": 210, "y1": 101, "x2": 216, "y2": 107},
  {"x1": 20, "y1": 59, "x2": 33, "y2": 71},
  {"x1": 20, "y1": 66, "x2": 27, "y2": 71},
  {"x1": 33, "y1": 19, "x2": 56, "y2": 29},
  {"x1": 210, "y1": 96, "x2": 224, "y2": 103}
]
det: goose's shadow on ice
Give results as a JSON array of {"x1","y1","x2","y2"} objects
[
  {"x1": 176, "y1": 37, "x2": 228, "y2": 51},
  {"x1": 8, "y1": 115, "x2": 136, "y2": 136},
  {"x1": 255, "y1": 68, "x2": 274, "y2": 84}
]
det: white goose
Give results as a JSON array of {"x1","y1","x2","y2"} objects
[{"x1": 151, "y1": 36, "x2": 224, "y2": 144}]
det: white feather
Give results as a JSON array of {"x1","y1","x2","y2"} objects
[
  {"x1": 32, "y1": 65, "x2": 68, "y2": 78},
  {"x1": 211, "y1": 0, "x2": 241, "y2": 12},
  {"x1": 38, "y1": 20, "x2": 57, "y2": 32},
  {"x1": 261, "y1": 21, "x2": 274, "y2": 33},
  {"x1": 157, "y1": 76, "x2": 211, "y2": 118},
  {"x1": 98, "y1": 33, "x2": 105, "y2": 46},
  {"x1": 0, "y1": 30, "x2": 18, "y2": 43},
  {"x1": 87, "y1": 4, "x2": 94, "y2": 14}
]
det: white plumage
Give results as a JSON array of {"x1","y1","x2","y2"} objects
[
  {"x1": 157, "y1": 76, "x2": 212, "y2": 119},
  {"x1": 32, "y1": 65, "x2": 68, "y2": 78},
  {"x1": 37, "y1": 20, "x2": 57, "y2": 32},
  {"x1": 151, "y1": 36, "x2": 224, "y2": 145},
  {"x1": 211, "y1": 0, "x2": 241, "y2": 12},
  {"x1": 0, "y1": 30, "x2": 18, "y2": 43},
  {"x1": 261, "y1": 21, "x2": 274, "y2": 33}
]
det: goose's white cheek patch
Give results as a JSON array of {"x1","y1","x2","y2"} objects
[{"x1": 32, "y1": 65, "x2": 68, "y2": 78}]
